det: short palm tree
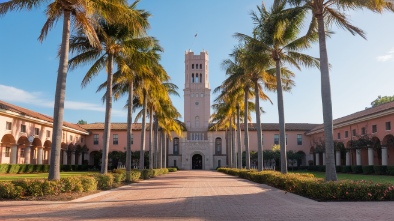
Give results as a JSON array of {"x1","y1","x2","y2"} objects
[
  {"x1": 287, "y1": 0, "x2": 393, "y2": 181},
  {"x1": 0, "y1": 0, "x2": 142, "y2": 180}
]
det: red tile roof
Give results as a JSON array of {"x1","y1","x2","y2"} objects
[
  {"x1": 80, "y1": 123, "x2": 150, "y2": 131},
  {"x1": 0, "y1": 100, "x2": 88, "y2": 134},
  {"x1": 308, "y1": 101, "x2": 394, "y2": 134},
  {"x1": 241, "y1": 123, "x2": 319, "y2": 131}
]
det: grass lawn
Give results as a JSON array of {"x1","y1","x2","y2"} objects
[
  {"x1": 293, "y1": 171, "x2": 394, "y2": 184},
  {"x1": 0, "y1": 172, "x2": 97, "y2": 181}
]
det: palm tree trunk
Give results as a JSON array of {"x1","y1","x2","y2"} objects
[
  {"x1": 163, "y1": 132, "x2": 167, "y2": 168},
  {"x1": 154, "y1": 115, "x2": 159, "y2": 168},
  {"x1": 126, "y1": 80, "x2": 133, "y2": 182},
  {"x1": 101, "y1": 53, "x2": 114, "y2": 174},
  {"x1": 244, "y1": 86, "x2": 250, "y2": 169},
  {"x1": 149, "y1": 108, "x2": 153, "y2": 169},
  {"x1": 157, "y1": 126, "x2": 163, "y2": 169},
  {"x1": 317, "y1": 14, "x2": 337, "y2": 181},
  {"x1": 232, "y1": 115, "x2": 236, "y2": 168},
  {"x1": 140, "y1": 90, "x2": 147, "y2": 169},
  {"x1": 275, "y1": 60, "x2": 287, "y2": 174},
  {"x1": 229, "y1": 119, "x2": 233, "y2": 167},
  {"x1": 254, "y1": 79, "x2": 263, "y2": 171},
  {"x1": 236, "y1": 104, "x2": 242, "y2": 169},
  {"x1": 48, "y1": 10, "x2": 71, "y2": 181}
]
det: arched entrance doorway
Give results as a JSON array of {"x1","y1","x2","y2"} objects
[{"x1": 192, "y1": 154, "x2": 202, "y2": 169}]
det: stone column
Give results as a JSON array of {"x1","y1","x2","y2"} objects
[
  {"x1": 336, "y1": 150, "x2": 341, "y2": 166},
  {"x1": 78, "y1": 153, "x2": 82, "y2": 165},
  {"x1": 346, "y1": 150, "x2": 350, "y2": 166},
  {"x1": 47, "y1": 149, "x2": 51, "y2": 164},
  {"x1": 63, "y1": 151, "x2": 68, "y2": 165},
  {"x1": 24, "y1": 146, "x2": 31, "y2": 164},
  {"x1": 322, "y1": 152, "x2": 326, "y2": 165},
  {"x1": 356, "y1": 149, "x2": 361, "y2": 166},
  {"x1": 382, "y1": 146, "x2": 388, "y2": 166},
  {"x1": 315, "y1": 153, "x2": 320, "y2": 166},
  {"x1": 368, "y1": 147, "x2": 374, "y2": 166},
  {"x1": 37, "y1": 147, "x2": 43, "y2": 165},
  {"x1": 10, "y1": 145, "x2": 18, "y2": 164},
  {"x1": 71, "y1": 151, "x2": 76, "y2": 165}
]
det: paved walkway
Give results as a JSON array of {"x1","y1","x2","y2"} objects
[{"x1": 0, "y1": 170, "x2": 393, "y2": 221}]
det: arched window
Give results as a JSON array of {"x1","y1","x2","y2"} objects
[
  {"x1": 173, "y1": 138, "x2": 179, "y2": 155},
  {"x1": 192, "y1": 74, "x2": 194, "y2": 83},
  {"x1": 215, "y1": 138, "x2": 222, "y2": 155},
  {"x1": 200, "y1": 74, "x2": 202, "y2": 83}
]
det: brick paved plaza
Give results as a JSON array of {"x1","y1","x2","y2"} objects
[{"x1": 0, "y1": 170, "x2": 393, "y2": 221}]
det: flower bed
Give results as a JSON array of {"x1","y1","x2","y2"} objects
[{"x1": 217, "y1": 168, "x2": 394, "y2": 201}]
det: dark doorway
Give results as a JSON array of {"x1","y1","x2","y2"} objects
[{"x1": 192, "y1": 154, "x2": 203, "y2": 169}]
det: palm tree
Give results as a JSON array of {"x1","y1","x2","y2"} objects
[
  {"x1": 237, "y1": 1, "x2": 319, "y2": 173},
  {"x1": 0, "y1": 0, "x2": 142, "y2": 180},
  {"x1": 68, "y1": 4, "x2": 150, "y2": 174},
  {"x1": 287, "y1": 0, "x2": 392, "y2": 180}
]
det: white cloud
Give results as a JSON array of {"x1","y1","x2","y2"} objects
[
  {"x1": 0, "y1": 84, "x2": 126, "y2": 116},
  {"x1": 377, "y1": 48, "x2": 394, "y2": 62}
]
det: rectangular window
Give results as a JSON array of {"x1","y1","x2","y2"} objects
[
  {"x1": 372, "y1": 125, "x2": 377, "y2": 133},
  {"x1": 199, "y1": 64, "x2": 202, "y2": 69},
  {"x1": 274, "y1": 134, "x2": 279, "y2": 145},
  {"x1": 286, "y1": 134, "x2": 288, "y2": 145},
  {"x1": 192, "y1": 64, "x2": 194, "y2": 69},
  {"x1": 6, "y1": 122, "x2": 11, "y2": 130},
  {"x1": 81, "y1": 137, "x2": 84, "y2": 143},
  {"x1": 386, "y1": 122, "x2": 391, "y2": 131},
  {"x1": 361, "y1": 127, "x2": 366, "y2": 135},
  {"x1": 337, "y1": 132, "x2": 341, "y2": 140},
  {"x1": 46, "y1": 130, "x2": 51, "y2": 138},
  {"x1": 345, "y1": 131, "x2": 349, "y2": 138},
  {"x1": 70, "y1": 135, "x2": 73, "y2": 141},
  {"x1": 93, "y1": 134, "x2": 99, "y2": 145},
  {"x1": 5, "y1": 147, "x2": 10, "y2": 157},
  {"x1": 297, "y1": 134, "x2": 302, "y2": 145},
  {"x1": 34, "y1": 128, "x2": 39, "y2": 136},
  {"x1": 20, "y1": 148, "x2": 25, "y2": 157},
  {"x1": 352, "y1": 129, "x2": 356, "y2": 137},
  {"x1": 261, "y1": 134, "x2": 264, "y2": 145},
  {"x1": 21, "y1": 124, "x2": 26, "y2": 133},
  {"x1": 113, "y1": 134, "x2": 118, "y2": 145}
]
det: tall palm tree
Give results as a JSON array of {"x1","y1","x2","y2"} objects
[
  {"x1": 68, "y1": 4, "x2": 150, "y2": 174},
  {"x1": 0, "y1": 0, "x2": 141, "y2": 180},
  {"x1": 287, "y1": 0, "x2": 392, "y2": 180},
  {"x1": 237, "y1": 1, "x2": 319, "y2": 173}
]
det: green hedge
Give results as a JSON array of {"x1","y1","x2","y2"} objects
[
  {"x1": 374, "y1": 166, "x2": 387, "y2": 175},
  {"x1": 168, "y1": 168, "x2": 177, "y2": 172},
  {"x1": 0, "y1": 164, "x2": 90, "y2": 174},
  {"x1": 217, "y1": 168, "x2": 394, "y2": 201},
  {"x1": 362, "y1": 166, "x2": 375, "y2": 175},
  {"x1": 0, "y1": 167, "x2": 173, "y2": 199}
]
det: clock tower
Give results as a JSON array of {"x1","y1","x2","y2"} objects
[{"x1": 183, "y1": 50, "x2": 211, "y2": 140}]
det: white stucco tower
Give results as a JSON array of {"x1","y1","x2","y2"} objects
[{"x1": 183, "y1": 50, "x2": 211, "y2": 138}]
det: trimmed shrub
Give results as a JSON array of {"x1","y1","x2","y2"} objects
[
  {"x1": 168, "y1": 168, "x2": 177, "y2": 172},
  {"x1": 141, "y1": 169, "x2": 154, "y2": 180},
  {"x1": 7, "y1": 164, "x2": 21, "y2": 173},
  {"x1": 0, "y1": 182, "x2": 23, "y2": 199},
  {"x1": 61, "y1": 176, "x2": 84, "y2": 193},
  {"x1": 42, "y1": 180, "x2": 61, "y2": 195},
  {"x1": 340, "y1": 166, "x2": 352, "y2": 173},
  {"x1": 387, "y1": 166, "x2": 394, "y2": 176},
  {"x1": 374, "y1": 166, "x2": 387, "y2": 175},
  {"x1": 129, "y1": 170, "x2": 141, "y2": 182},
  {"x1": 362, "y1": 166, "x2": 375, "y2": 175},
  {"x1": 92, "y1": 174, "x2": 114, "y2": 190},
  {"x1": 351, "y1": 165, "x2": 363, "y2": 174},
  {"x1": 79, "y1": 176, "x2": 97, "y2": 192}
]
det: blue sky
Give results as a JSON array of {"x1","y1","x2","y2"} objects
[{"x1": 0, "y1": 0, "x2": 394, "y2": 125}]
